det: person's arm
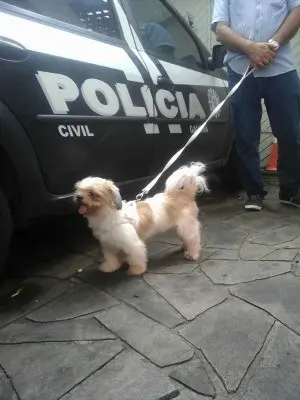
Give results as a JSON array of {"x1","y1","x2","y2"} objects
[
  {"x1": 211, "y1": 0, "x2": 249, "y2": 52},
  {"x1": 215, "y1": 22, "x2": 251, "y2": 53},
  {"x1": 211, "y1": 0, "x2": 276, "y2": 68},
  {"x1": 272, "y1": 4, "x2": 300, "y2": 45}
]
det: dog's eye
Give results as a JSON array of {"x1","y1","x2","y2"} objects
[{"x1": 89, "y1": 191, "x2": 98, "y2": 199}]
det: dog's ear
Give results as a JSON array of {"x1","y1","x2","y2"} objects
[{"x1": 108, "y1": 184, "x2": 122, "y2": 210}]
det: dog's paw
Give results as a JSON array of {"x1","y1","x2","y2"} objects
[
  {"x1": 184, "y1": 251, "x2": 200, "y2": 261},
  {"x1": 127, "y1": 264, "x2": 147, "y2": 276},
  {"x1": 98, "y1": 262, "x2": 118, "y2": 273}
]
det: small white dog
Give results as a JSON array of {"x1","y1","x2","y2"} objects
[{"x1": 74, "y1": 162, "x2": 209, "y2": 275}]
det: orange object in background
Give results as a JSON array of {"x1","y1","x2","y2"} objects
[{"x1": 265, "y1": 137, "x2": 278, "y2": 172}]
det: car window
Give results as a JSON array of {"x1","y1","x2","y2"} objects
[
  {"x1": 2, "y1": 0, "x2": 121, "y2": 39},
  {"x1": 128, "y1": 0, "x2": 203, "y2": 70}
]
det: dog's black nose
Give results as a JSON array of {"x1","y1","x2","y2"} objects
[{"x1": 76, "y1": 195, "x2": 83, "y2": 201}]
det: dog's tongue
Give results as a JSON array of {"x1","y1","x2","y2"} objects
[{"x1": 78, "y1": 205, "x2": 88, "y2": 215}]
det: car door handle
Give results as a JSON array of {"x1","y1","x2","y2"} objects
[
  {"x1": 157, "y1": 76, "x2": 174, "y2": 90},
  {"x1": 0, "y1": 37, "x2": 28, "y2": 62}
]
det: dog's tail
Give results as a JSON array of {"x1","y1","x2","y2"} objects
[{"x1": 164, "y1": 162, "x2": 209, "y2": 199}]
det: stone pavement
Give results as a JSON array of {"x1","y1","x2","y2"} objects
[{"x1": 1, "y1": 186, "x2": 300, "y2": 400}]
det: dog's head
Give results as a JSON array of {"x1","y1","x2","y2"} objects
[{"x1": 74, "y1": 177, "x2": 122, "y2": 215}]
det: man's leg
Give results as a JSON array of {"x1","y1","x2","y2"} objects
[
  {"x1": 264, "y1": 70, "x2": 300, "y2": 207},
  {"x1": 228, "y1": 67, "x2": 265, "y2": 210}
]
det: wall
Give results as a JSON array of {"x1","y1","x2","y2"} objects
[{"x1": 170, "y1": 0, "x2": 300, "y2": 167}]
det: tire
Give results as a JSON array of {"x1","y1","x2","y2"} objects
[
  {"x1": 219, "y1": 142, "x2": 242, "y2": 192},
  {"x1": 0, "y1": 188, "x2": 12, "y2": 276}
]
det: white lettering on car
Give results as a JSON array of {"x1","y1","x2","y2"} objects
[
  {"x1": 37, "y1": 72, "x2": 210, "y2": 136},
  {"x1": 36, "y1": 72, "x2": 79, "y2": 114},
  {"x1": 81, "y1": 79, "x2": 119, "y2": 116},
  {"x1": 58, "y1": 125, "x2": 94, "y2": 138},
  {"x1": 175, "y1": 91, "x2": 188, "y2": 119},
  {"x1": 189, "y1": 124, "x2": 208, "y2": 134},
  {"x1": 189, "y1": 93, "x2": 206, "y2": 119},
  {"x1": 116, "y1": 83, "x2": 147, "y2": 117},
  {"x1": 155, "y1": 89, "x2": 178, "y2": 119},
  {"x1": 140, "y1": 85, "x2": 158, "y2": 117}
]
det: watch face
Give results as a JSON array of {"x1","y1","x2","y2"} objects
[{"x1": 268, "y1": 39, "x2": 279, "y2": 49}]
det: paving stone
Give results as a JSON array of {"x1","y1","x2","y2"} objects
[
  {"x1": 283, "y1": 236, "x2": 300, "y2": 248},
  {"x1": 199, "y1": 201, "x2": 246, "y2": 225},
  {"x1": 149, "y1": 246, "x2": 199, "y2": 268},
  {"x1": 180, "y1": 298, "x2": 274, "y2": 392},
  {"x1": 152, "y1": 231, "x2": 182, "y2": 245},
  {"x1": 231, "y1": 274, "x2": 300, "y2": 334},
  {"x1": 169, "y1": 357, "x2": 215, "y2": 397},
  {"x1": 240, "y1": 242, "x2": 272, "y2": 261},
  {"x1": 148, "y1": 249, "x2": 215, "y2": 274},
  {"x1": 262, "y1": 248, "x2": 299, "y2": 261},
  {"x1": 147, "y1": 242, "x2": 174, "y2": 258},
  {"x1": 222, "y1": 213, "x2": 287, "y2": 233},
  {"x1": 0, "y1": 369, "x2": 18, "y2": 400},
  {"x1": 207, "y1": 249, "x2": 238, "y2": 261},
  {"x1": 243, "y1": 323, "x2": 300, "y2": 400},
  {"x1": 291, "y1": 254, "x2": 300, "y2": 277},
  {"x1": 0, "y1": 340, "x2": 123, "y2": 400},
  {"x1": 85, "y1": 246, "x2": 103, "y2": 262},
  {"x1": 148, "y1": 263, "x2": 199, "y2": 274},
  {"x1": 205, "y1": 222, "x2": 248, "y2": 250},
  {"x1": 0, "y1": 277, "x2": 72, "y2": 328},
  {"x1": 96, "y1": 304, "x2": 194, "y2": 367},
  {"x1": 27, "y1": 253, "x2": 93, "y2": 279},
  {"x1": 175, "y1": 389, "x2": 210, "y2": 400},
  {"x1": 0, "y1": 319, "x2": 115, "y2": 343},
  {"x1": 144, "y1": 273, "x2": 228, "y2": 320},
  {"x1": 263, "y1": 202, "x2": 300, "y2": 224},
  {"x1": 277, "y1": 213, "x2": 300, "y2": 224},
  {"x1": 79, "y1": 267, "x2": 184, "y2": 328},
  {"x1": 27, "y1": 283, "x2": 119, "y2": 322},
  {"x1": 200, "y1": 260, "x2": 291, "y2": 284},
  {"x1": 199, "y1": 249, "x2": 217, "y2": 261},
  {"x1": 62, "y1": 351, "x2": 179, "y2": 400},
  {"x1": 250, "y1": 224, "x2": 300, "y2": 246},
  {"x1": 101, "y1": 273, "x2": 184, "y2": 328}
]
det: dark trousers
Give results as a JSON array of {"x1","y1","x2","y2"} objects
[{"x1": 228, "y1": 67, "x2": 300, "y2": 197}]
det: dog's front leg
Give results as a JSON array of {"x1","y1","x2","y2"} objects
[
  {"x1": 126, "y1": 241, "x2": 147, "y2": 276},
  {"x1": 99, "y1": 248, "x2": 122, "y2": 273}
]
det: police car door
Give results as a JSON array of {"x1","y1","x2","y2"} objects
[
  {"x1": 124, "y1": 0, "x2": 230, "y2": 175},
  {"x1": 0, "y1": 0, "x2": 154, "y2": 195}
]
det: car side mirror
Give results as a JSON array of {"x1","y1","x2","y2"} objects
[{"x1": 207, "y1": 45, "x2": 227, "y2": 70}]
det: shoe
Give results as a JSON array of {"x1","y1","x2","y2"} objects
[
  {"x1": 245, "y1": 195, "x2": 263, "y2": 211},
  {"x1": 280, "y1": 190, "x2": 300, "y2": 208}
]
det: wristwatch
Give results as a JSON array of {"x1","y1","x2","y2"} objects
[{"x1": 268, "y1": 39, "x2": 280, "y2": 51}]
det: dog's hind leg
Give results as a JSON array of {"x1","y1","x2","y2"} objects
[
  {"x1": 177, "y1": 216, "x2": 201, "y2": 261},
  {"x1": 99, "y1": 249, "x2": 122, "y2": 273}
]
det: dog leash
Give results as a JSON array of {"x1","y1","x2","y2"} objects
[{"x1": 135, "y1": 64, "x2": 255, "y2": 201}]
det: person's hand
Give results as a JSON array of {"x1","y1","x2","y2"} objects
[{"x1": 244, "y1": 41, "x2": 276, "y2": 68}]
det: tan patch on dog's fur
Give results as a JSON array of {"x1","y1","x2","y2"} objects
[
  {"x1": 136, "y1": 201, "x2": 154, "y2": 240},
  {"x1": 165, "y1": 190, "x2": 199, "y2": 224}
]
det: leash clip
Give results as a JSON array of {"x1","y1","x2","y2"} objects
[{"x1": 136, "y1": 190, "x2": 146, "y2": 202}]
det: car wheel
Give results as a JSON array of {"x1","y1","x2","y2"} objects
[
  {"x1": 0, "y1": 188, "x2": 12, "y2": 276},
  {"x1": 219, "y1": 142, "x2": 242, "y2": 192}
]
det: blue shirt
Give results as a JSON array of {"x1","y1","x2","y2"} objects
[{"x1": 212, "y1": 0, "x2": 300, "y2": 77}]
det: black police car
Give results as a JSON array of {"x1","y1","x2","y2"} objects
[{"x1": 0, "y1": 0, "x2": 235, "y2": 274}]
